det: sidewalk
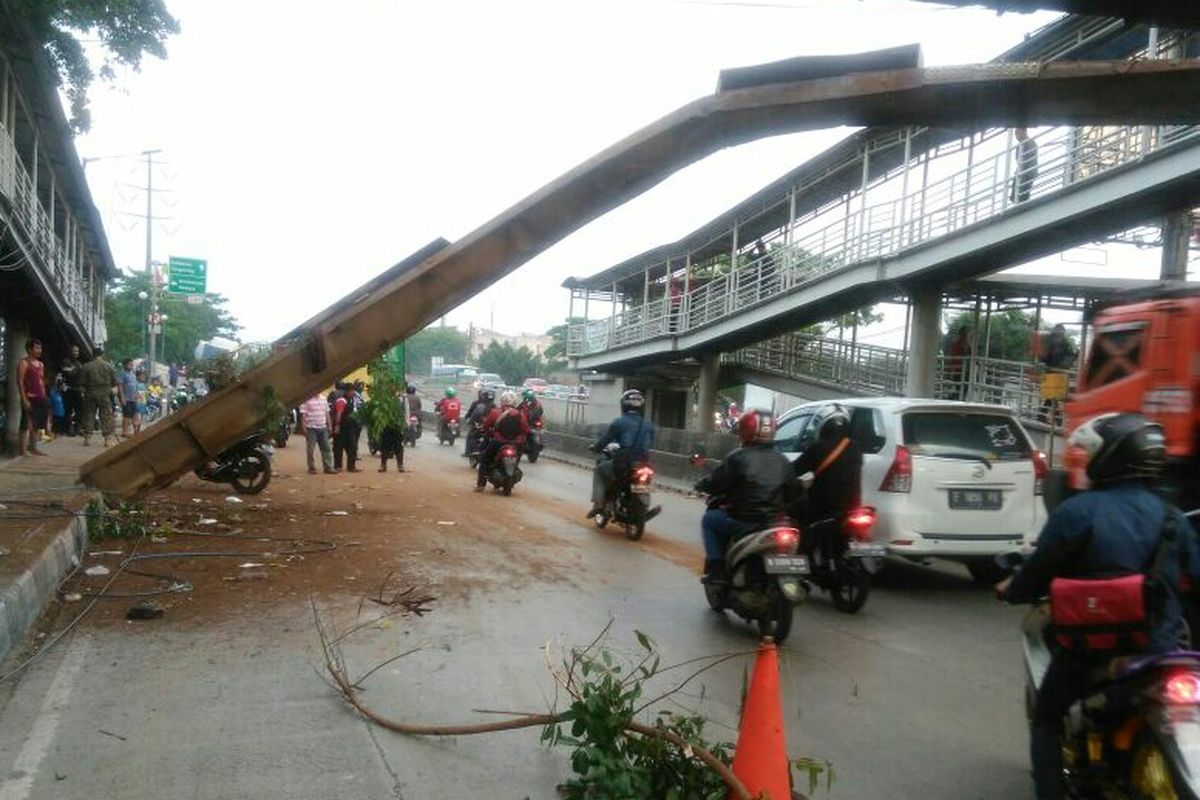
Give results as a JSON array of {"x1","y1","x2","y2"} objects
[{"x1": 0, "y1": 434, "x2": 99, "y2": 666}]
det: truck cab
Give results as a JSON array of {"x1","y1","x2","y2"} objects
[{"x1": 1064, "y1": 291, "x2": 1200, "y2": 509}]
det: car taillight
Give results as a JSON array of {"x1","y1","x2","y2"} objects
[
  {"x1": 844, "y1": 507, "x2": 876, "y2": 541},
  {"x1": 1165, "y1": 673, "x2": 1200, "y2": 704},
  {"x1": 773, "y1": 527, "x2": 800, "y2": 553},
  {"x1": 1032, "y1": 450, "x2": 1048, "y2": 496},
  {"x1": 880, "y1": 445, "x2": 912, "y2": 493},
  {"x1": 633, "y1": 466, "x2": 654, "y2": 484}
]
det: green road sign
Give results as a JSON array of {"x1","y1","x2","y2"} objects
[{"x1": 167, "y1": 256, "x2": 207, "y2": 294}]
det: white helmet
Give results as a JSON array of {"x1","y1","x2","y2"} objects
[{"x1": 500, "y1": 390, "x2": 518, "y2": 408}]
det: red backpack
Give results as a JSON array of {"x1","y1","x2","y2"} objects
[{"x1": 1048, "y1": 508, "x2": 1179, "y2": 653}]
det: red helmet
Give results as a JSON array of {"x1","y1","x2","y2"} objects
[{"x1": 736, "y1": 409, "x2": 776, "y2": 446}]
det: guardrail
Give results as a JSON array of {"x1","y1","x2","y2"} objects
[
  {"x1": 0, "y1": 120, "x2": 101, "y2": 343},
  {"x1": 569, "y1": 122, "x2": 1200, "y2": 359},
  {"x1": 726, "y1": 331, "x2": 1075, "y2": 430}
]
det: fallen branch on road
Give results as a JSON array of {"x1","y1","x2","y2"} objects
[{"x1": 310, "y1": 601, "x2": 756, "y2": 800}]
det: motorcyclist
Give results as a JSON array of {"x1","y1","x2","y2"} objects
[
  {"x1": 996, "y1": 413, "x2": 1199, "y2": 800},
  {"x1": 476, "y1": 390, "x2": 529, "y2": 491},
  {"x1": 790, "y1": 403, "x2": 862, "y2": 525},
  {"x1": 695, "y1": 409, "x2": 801, "y2": 584},
  {"x1": 434, "y1": 387, "x2": 462, "y2": 441},
  {"x1": 586, "y1": 389, "x2": 656, "y2": 519},
  {"x1": 465, "y1": 389, "x2": 495, "y2": 455},
  {"x1": 518, "y1": 388, "x2": 544, "y2": 427}
]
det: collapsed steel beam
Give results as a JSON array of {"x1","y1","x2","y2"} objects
[
  {"x1": 80, "y1": 58, "x2": 1200, "y2": 497},
  {"x1": 914, "y1": 1, "x2": 1200, "y2": 29}
]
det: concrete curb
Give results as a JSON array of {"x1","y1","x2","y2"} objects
[{"x1": 0, "y1": 511, "x2": 89, "y2": 667}]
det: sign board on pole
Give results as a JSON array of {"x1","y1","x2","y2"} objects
[
  {"x1": 1040, "y1": 371, "x2": 1070, "y2": 401},
  {"x1": 186, "y1": 295, "x2": 204, "y2": 306},
  {"x1": 167, "y1": 256, "x2": 207, "y2": 295}
]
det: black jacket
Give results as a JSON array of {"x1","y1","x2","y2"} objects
[
  {"x1": 697, "y1": 443, "x2": 800, "y2": 524},
  {"x1": 793, "y1": 437, "x2": 863, "y2": 523},
  {"x1": 467, "y1": 400, "x2": 494, "y2": 424}
]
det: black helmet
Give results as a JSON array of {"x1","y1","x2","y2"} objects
[
  {"x1": 481, "y1": 389, "x2": 495, "y2": 403},
  {"x1": 1070, "y1": 413, "x2": 1166, "y2": 487},
  {"x1": 405, "y1": 384, "x2": 416, "y2": 394},
  {"x1": 620, "y1": 389, "x2": 645, "y2": 415},
  {"x1": 811, "y1": 403, "x2": 850, "y2": 440}
]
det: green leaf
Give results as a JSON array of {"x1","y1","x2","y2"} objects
[{"x1": 634, "y1": 629, "x2": 654, "y2": 652}]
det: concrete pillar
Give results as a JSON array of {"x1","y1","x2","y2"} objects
[
  {"x1": 4, "y1": 319, "x2": 27, "y2": 454},
  {"x1": 905, "y1": 288, "x2": 941, "y2": 398},
  {"x1": 695, "y1": 351, "x2": 720, "y2": 433},
  {"x1": 1161, "y1": 209, "x2": 1191, "y2": 282}
]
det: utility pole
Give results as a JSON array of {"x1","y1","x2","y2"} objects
[{"x1": 141, "y1": 149, "x2": 163, "y2": 379}]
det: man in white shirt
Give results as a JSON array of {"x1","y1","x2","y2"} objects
[{"x1": 299, "y1": 393, "x2": 336, "y2": 474}]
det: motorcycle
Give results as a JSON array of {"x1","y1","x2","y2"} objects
[
  {"x1": 800, "y1": 507, "x2": 881, "y2": 614},
  {"x1": 274, "y1": 408, "x2": 296, "y2": 448},
  {"x1": 438, "y1": 417, "x2": 460, "y2": 447},
  {"x1": 591, "y1": 444, "x2": 656, "y2": 540},
  {"x1": 999, "y1": 551, "x2": 1200, "y2": 799},
  {"x1": 465, "y1": 420, "x2": 484, "y2": 468},
  {"x1": 193, "y1": 433, "x2": 273, "y2": 494},
  {"x1": 170, "y1": 387, "x2": 191, "y2": 412},
  {"x1": 484, "y1": 442, "x2": 523, "y2": 496},
  {"x1": 691, "y1": 456, "x2": 807, "y2": 642},
  {"x1": 524, "y1": 418, "x2": 544, "y2": 463},
  {"x1": 404, "y1": 414, "x2": 422, "y2": 447}
]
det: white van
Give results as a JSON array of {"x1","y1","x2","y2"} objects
[{"x1": 774, "y1": 397, "x2": 1048, "y2": 582}]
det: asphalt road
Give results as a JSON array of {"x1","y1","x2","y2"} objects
[{"x1": 0, "y1": 439, "x2": 1033, "y2": 800}]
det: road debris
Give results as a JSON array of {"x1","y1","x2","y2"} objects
[
  {"x1": 89, "y1": 550, "x2": 124, "y2": 556},
  {"x1": 436, "y1": 520, "x2": 456, "y2": 526},
  {"x1": 225, "y1": 496, "x2": 244, "y2": 505},
  {"x1": 197, "y1": 518, "x2": 218, "y2": 525},
  {"x1": 97, "y1": 729, "x2": 128, "y2": 742},
  {"x1": 63, "y1": 592, "x2": 82, "y2": 603},
  {"x1": 126, "y1": 602, "x2": 165, "y2": 621},
  {"x1": 84, "y1": 565, "x2": 111, "y2": 577},
  {"x1": 325, "y1": 510, "x2": 349, "y2": 516}
]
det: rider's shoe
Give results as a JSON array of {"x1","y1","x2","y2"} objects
[
  {"x1": 700, "y1": 559, "x2": 728, "y2": 585},
  {"x1": 645, "y1": 505, "x2": 663, "y2": 521}
]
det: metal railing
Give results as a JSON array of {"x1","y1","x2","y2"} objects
[
  {"x1": 569, "y1": 122, "x2": 1200, "y2": 359},
  {"x1": 0, "y1": 120, "x2": 101, "y2": 344},
  {"x1": 726, "y1": 331, "x2": 1074, "y2": 430}
]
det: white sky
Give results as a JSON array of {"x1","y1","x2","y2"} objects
[{"x1": 74, "y1": 0, "x2": 1065, "y2": 343}]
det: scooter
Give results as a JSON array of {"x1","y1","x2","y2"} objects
[
  {"x1": 485, "y1": 442, "x2": 523, "y2": 496},
  {"x1": 525, "y1": 418, "x2": 544, "y2": 463},
  {"x1": 801, "y1": 507, "x2": 881, "y2": 614},
  {"x1": 703, "y1": 514, "x2": 808, "y2": 643},
  {"x1": 1003, "y1": 552, "x2": 1200, "y2": 799},
  {"x1": 438, "y1": 417, "x2": 460, "y2": 447},
  {"x1": 403, "y1": 414, "x2": 422, "y2": 447},
  {"x1": 193, "y1": 433, "x2": 273, "y2": 494},
  {"x1": 591, "y1": 444, "x2": 657, "y2": 540}
]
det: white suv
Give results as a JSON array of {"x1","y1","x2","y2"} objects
[{"x1": 774, "y1": 397, "x2": 1048, "y2": 583}]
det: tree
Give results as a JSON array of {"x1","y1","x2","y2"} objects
[
  {"x1": 103, "y1": 271, "x2": 239, "y2": 365},
  {"x1": 942, "y1": 308, "x2": 1068, "y2": 362},
  {"x1": 478, "y1": 341, "x2": 544, "y2": 386},
  {"x1": 404, "y1": 326, "x2": 469, "y2": 376},
  {"x1": 543, "y1": 317, "x2": 585, "y2": 371},
  {"x1": 18, "y1": 0, "x2": 180, "y2": 132}
]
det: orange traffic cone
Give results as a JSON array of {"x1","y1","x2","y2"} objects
[{"x1": 729, "y1": 637, "x2": 790, "y2": 800}]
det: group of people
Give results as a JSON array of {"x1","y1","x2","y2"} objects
[
  {"x1": 13, "y1": 338, "x2": 161, "y2": 453},
  {"x1": 298, "y1": 380, "x2": 426, "y2": 476},
  {"x1": 461, "y1": 386, "x2": 544, "y2": 491}
]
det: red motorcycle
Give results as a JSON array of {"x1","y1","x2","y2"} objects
[{"x1": 485, "y1": 442, "x2": 523, "y2": 496}]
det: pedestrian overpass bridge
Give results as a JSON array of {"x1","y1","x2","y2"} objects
[{"x1": 566, "y1": 121, "x2": 1200, "y2": 374}]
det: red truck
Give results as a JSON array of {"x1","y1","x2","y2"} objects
[{"x1": 1061, "y1": 288, "x2": 1200, "y2": 511}]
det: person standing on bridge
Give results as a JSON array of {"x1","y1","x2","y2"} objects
[
  {"x1": 1011, "y1": 127, "x2": 1039, "y2": 204},
  {"x1": 945, "y1": 326, "x2": 972, "y2": 401},
  {"x1": 334, "y1": 382, "x2": 364, "y2": 473}
]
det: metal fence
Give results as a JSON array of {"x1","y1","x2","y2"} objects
[
  {"x1": 569, "y1": 122, "x2": 1200, "y2": 359},
  {"x1": 726, "y1": 331, "x2": 1075, "y2": 430}
]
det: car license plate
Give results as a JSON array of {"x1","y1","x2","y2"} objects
[
  {"x1": 949, "y1": 489, "x2": 1002, "y2": 510},
  {"x1": 764, "y1": 555, "x2": 809, "y2": 575},
  {"x1": 630, "y1": 484, "x2": 650, "y2": 494},
  {"x1": 848, "y1": 543, "x2": 887, "y2": 558}
]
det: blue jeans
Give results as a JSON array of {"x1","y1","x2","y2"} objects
[{"x1": 701, "y1": 508, "x2": 756, "y2": 561}]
